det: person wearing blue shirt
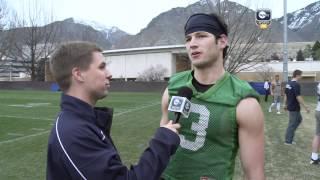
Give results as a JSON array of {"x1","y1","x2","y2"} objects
[
  {"x1": 284, "y1": 69, "x2": 310, "y2": 145},
  {"x1": 47, "y1": 41, "x2": 181, "y2": 180}
]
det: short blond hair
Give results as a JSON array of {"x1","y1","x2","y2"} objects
[{"x1": 50, "y1": 41, "x2": 102, "y2": 91}]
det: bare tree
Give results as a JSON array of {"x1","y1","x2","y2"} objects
[
  {"x1": 137, "y1": 65, "x2": 168, "y2": 82},
  {"x1": 255, "y1": 65, "x2": 274, "y2": 82},
  {"x1": 0, "y1": 0, "x2": 11, "y2": 72},
  {"x1": 205, "y1": 0, "x2": 272, "y2": 74},
  {"x1": 7, "y1": 0, "x2": 59, "y2": 81},
  {"x1": 0, "y1": 0, "x2": 8, "y2": 31}
]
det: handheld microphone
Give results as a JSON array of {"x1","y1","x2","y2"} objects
[{"x1": 168, "y1": 87, "x2": 193, "y2": 123}]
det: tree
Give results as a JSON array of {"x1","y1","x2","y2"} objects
[
  {"x1": 296, "y1": 49, "x2": 304, "y2": 61},
  {"x1": 312, "y1": 41, "x2": 320, "y2": 60},
  {"x1": 270, "y1": 52, "x2": 280, "y2": 60},
  {"x1": 136, "y1": 65, "x2": 168, "y2": 81},
  {"x1": 255, "y1": 65, "x2": 274, "y2": 82},
  {"x1": 205, "y1": 0, "x2": 272, "y2": 74},
  {"x1": 303, "y1": 44, "x2": 313, "y2": 59},
  {"x1": 0, "y1": 0, "x2": 12, "y2": 72},
  {"x1": 314, "y1": 49, "x2": 320, "y2": 61},
  {"x1": 6, "y1": 0, "x2": 59, "y2": 81}
]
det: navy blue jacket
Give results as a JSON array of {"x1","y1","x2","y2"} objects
[
  {"x1": 285, "y1": 80, "x2": 301, "y2": 111},
  {"x1": 47, "y1": 94, "x2": 180, "y2": 180}
]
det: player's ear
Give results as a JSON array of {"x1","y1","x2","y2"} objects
[{"x1": 218, "y1": 34, "x2": 228, "y2": 49}]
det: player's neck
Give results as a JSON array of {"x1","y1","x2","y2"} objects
[{"x1": 193, "y1": 66, "x2": 225, "y2": 85}]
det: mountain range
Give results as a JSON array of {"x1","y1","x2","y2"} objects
[
  {"x1": 276, "y1": 1, "x2": 320, "y2": 41},
  {"x1": 113, "y1": 0, "x2": 320, "y2": 49},
  {"x1": 4, "y1": 0, "x2": 320, "y2": 50}
]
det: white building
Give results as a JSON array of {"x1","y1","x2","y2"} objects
[
  {"x1": 103, "y1": 45, "x2": 188, "y2": 81},
  {"x1": 103, "y1": 45, "x2": 320, "y2": 82}
]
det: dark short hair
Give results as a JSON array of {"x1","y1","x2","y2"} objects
[
  {"x1": 292, "y1": 69, "x2": 302, "y2": 78},
  {"x1": 184, "y1": 13, "x2": 228, "y2": 37},
  {"x1": 184, "y1": 13, "x2": 229, "y2": 59},
  {"x1": 208, "y1": 13, "x2": 229, "y2": 60},
  {"x1": 50, "y1": 41, "x2": 102, "y2": 91}
]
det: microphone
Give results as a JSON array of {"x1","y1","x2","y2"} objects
[{"x1": 168, "y1": 87, "x2": 193, "y2": 123}]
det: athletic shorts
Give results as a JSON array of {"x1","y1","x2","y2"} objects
[
  {"x1": 316, "y1": 111, "x2": 320, "y2": 136},
  {"x1": 273, "y1": 95, "x2": 281, "y2": 103}
]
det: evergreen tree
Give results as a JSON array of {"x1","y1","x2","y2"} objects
[
  {"x1": 314, "y1": 49, "x2": 320, "y2": 61},
  {"x1": 303, "y1": 44, "x2": 313, "y2": 59},
  {"x1": 312, "y1": 41, "x2": 320, "y2": 60},
  {"x1": 296, "y1": 50, "x2": 304, "y2": 61}
]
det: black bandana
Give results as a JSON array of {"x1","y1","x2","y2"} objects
[{"x1": 184, "y1": 13, "x2": 227, "y2": 37}]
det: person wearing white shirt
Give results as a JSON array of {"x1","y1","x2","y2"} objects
[
  {"x1": 264, "y1": 79, "x2": 270, "y2": 102},
  {"x1": 310, "y1": 82, "x2": 320, "y2": 165}
]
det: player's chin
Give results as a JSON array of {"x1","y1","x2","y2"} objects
[{"x1": 192, "y1": 61, "x2": 208, "y2": 69}]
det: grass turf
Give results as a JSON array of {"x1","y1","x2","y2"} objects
[{"x1": 0, "y1": 90, "x2": 319, "y2": 179}]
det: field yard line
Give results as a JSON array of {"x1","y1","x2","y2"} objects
[
  {"x1": 0, "y1": 102, "x2": 160, "y2": 145},
  {"x1": 114, "y1": 102, "x2": 160, "y2": 116},
  {"x1": 0, "y1": 104, "x2": 60, "y2": 109},
  {"x1": 0, "y1": 115, "x2": 53, "y2": 121},
  {"x1": 0, "y1": 97, "x2": 58, "y2": 101},
  {"x1": 0, "y1": 131, "x2": 50, "y2": 145},
  {"x1": 7, "y1": 133, "x2": 24, "y2": 136},
  {"x1": 31, "y1": 128, "x2": 46, "y2": 131}
]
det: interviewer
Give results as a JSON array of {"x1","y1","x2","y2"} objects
[{"x1": 46, "y1": 41, "x2": 180, "y2": 180}]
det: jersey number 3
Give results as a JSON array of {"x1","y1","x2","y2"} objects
[{"x1": 179, "y1": 103, "x2": 210, "y2": 151}]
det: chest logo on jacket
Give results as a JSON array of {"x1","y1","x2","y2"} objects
[{"x1": 100, "y1": 130, "x2": 106, "y2": 141}]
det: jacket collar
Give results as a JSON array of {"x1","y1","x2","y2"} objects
[{"x1": 60, "y1": 94, "x2": 113, "y2": 134}]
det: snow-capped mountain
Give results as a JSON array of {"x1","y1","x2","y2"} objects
[
  {"x1": 277, "y1": 1, "x2": 320, "y2": 31},
  {"x1": 74, "y1": 19, "x2": 117, "y2": 36},
  {"x1": 74, "y1": 18, "x2": 128, "y2": 44}
]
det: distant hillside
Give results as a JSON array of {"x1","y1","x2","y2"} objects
[
  {"x1": 2, "y1": 0, "x2": 319, "y2": 50},
  {"x1": 276, "y1": 1, "x2": 320, "y2": 41},
  {"x1": 113, "y1": 0, "x2": 310, "y2": 49},
  {"x1": 47, "y1": 18, "x2": 112, "y2": 49}
]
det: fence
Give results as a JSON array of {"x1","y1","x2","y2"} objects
[
  {"x1": 0, "y1": 81, "x2": 318, "y2": 96},
  {"x1": 249, "y1": 82, "x2": 318, "y2": 96},
  {"x1": 0, "y1": 81, "x2": 168, "y2": 93}
]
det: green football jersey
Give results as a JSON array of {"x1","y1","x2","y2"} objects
[{"x1": 163, "y1": 70, "x2": 259, "y2": 180}]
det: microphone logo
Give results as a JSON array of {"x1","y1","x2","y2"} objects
[
  {"x1": 183, "y1": 101, "x2": 191, "y2": 112},
  {"x1": 168, "y1": 86, "x2": 193, "y2": 123},
  {"x1": 168, "y1": 96, "x2": 192, "y2": 118},
  {"x1": 173, "y1": 98, "x2": 182, "y2": 107}
]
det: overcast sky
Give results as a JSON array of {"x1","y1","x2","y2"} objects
[{"x1": 6, "y1": 0, "x2": 319, "y2": 34}]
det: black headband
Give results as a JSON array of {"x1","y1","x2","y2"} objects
[{"x1": 184, "y1": 13, "x2": 227, "y2": 37}]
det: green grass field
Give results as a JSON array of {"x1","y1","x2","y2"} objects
[{"x1": 0, "y1": 90, "x2": 319, "y2": 179}]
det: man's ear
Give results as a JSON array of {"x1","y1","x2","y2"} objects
[
  {"x1": 218, "y1": 34, "x2": 228, "y2": 48},
  {"x1": 71, "y1": 67, "x2": 84, "y2": 82}
]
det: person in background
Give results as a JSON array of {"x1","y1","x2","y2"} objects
[
  {"x1": 268, "y1": 74, "x2": 283, "y2": 114},
  {"x1": 284, "y1": 69, "x2": 310, "y2": 145},
  {"x1": 310, "y1": 82, "x2": 320, "y2": 164},
  {"x1": 47, "y1": 41, "x2": 181, "y2": 180},
  {"x1": 264, "y1": 79, "x2": 270, "y2": 102}
]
